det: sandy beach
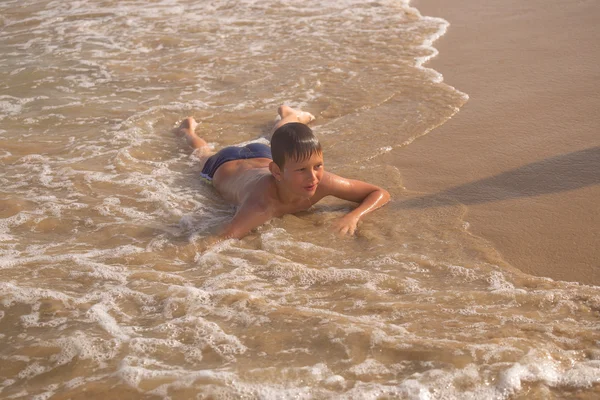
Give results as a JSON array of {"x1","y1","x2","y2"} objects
[{"x1": 398, "y1": 0, "x2": 600, "y2": 285}]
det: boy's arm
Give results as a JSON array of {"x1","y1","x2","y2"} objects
[
  {"x1": 218, "y1": 199, "x2": 274, "y2": 240},
  {"x1": 319, "y1": 172, "x2": 390, "y2": 235}
]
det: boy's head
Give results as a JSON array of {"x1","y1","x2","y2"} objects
[
  {"x1": 269, "y1": 123, "x2": 324, "y2": 197},
  {"x1": 270, "y1": 122, "x2": 322, "y2": 169}
]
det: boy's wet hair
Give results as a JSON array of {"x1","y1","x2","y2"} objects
[{"x1": 270, "y1": 122, "x2": 322, "y2": 168}]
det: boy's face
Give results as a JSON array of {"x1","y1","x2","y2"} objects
[{"x1": 281, "y1": 151, "x2": 324, "y2": 198}]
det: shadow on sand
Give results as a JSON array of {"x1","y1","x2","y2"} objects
[{"x1": 396, "y1": 146, "x2": 600, "y2": 209}]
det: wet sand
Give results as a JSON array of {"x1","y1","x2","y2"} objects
[{"x1": 395, "y1": 0, "x2": 600, "y2": 285}]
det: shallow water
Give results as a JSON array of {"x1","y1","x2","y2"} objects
[{"x1": 1, "y1": 0, "x2": 599, "y2": 398}]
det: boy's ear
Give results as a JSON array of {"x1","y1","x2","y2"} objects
[{"x1": 269, "y1": 161, "x2": 282, "y2": 181}]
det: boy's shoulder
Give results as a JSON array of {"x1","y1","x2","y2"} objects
[{"x1": 317, "y1": 171, "x2": 346, "y2": 192}]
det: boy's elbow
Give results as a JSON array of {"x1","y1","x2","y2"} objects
[
  {"x1": 367, "y1": 187, "x2": 390, "y2": 207},
  {"x1": 373, "y1": 186, "x2": 389, "y2": 200},
  {"x1": 381, "y1": 188, "x2": 391, "y2": 204}
]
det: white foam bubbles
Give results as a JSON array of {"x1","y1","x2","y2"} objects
[
  {"x1": 116, "y1": 363, "x2": 236, "y2": 395},
  {"x1": 488, "y1": 271, "x2": 513, "y2": 291},
  {"x1": 0, "y1": 282, "x2": 73, "y2": 308},
  {"x1": 52, "y1": 331, "x2": 122, "y2": 366},
  {"x1": 0, "y1": 95, "x2": 48, "y2": 119},
  {"x1": 349, "y1": 358, "x2": 391, "y2": 378},
  {"x1": 87, "y1": 303, "x2": 134, "y2": 341},
  {"x1": 20, "y1": 311, "x2": 67, "y2": 329},
  {"x1": 17, "y1": 362, "x2": 48, "y2": 380}
]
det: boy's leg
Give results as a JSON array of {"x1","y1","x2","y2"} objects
[
  {"x1": 175, "y1": 117, "x2": 215, "y2": 159},
  {"x1": 273, "y1": 105, "x2": 315, "y2": 131}
]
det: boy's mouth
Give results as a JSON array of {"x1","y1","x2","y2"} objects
[{"x1": 304, "y1": 183, "x2": 317, "y2": 192}]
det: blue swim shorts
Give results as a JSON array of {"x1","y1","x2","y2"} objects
[{"x1": 200, "y1": 142, "x2": 272, "y2": 181}]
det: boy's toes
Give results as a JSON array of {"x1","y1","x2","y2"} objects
[
  {"x1": 298, "y1": 111, "x2": 315, "y2": 124},
  {"x1": 174, "y1": 117, "x2": 198, "y2": 136}
]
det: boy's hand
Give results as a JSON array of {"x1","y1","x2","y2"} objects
[{"x1": 333, "y1": 214, "x2": 360, "y2": 235}]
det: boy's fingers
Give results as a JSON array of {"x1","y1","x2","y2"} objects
[{"x1": 339, "y1": 225, "x2": 358, "y2": 236}]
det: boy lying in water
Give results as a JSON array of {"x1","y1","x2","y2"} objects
[{"x1": 176, "y1": 105, "x2": 390, "y2": 240}]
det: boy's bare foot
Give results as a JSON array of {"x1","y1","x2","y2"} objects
[
  {"x1": 277, "y1": 105, "x2": 315, "y2": 124},
  {"x1": 174, "y1": 117, "x2": 211, "y2": 150},
  {"x1": 175, "y1": 117, "x2": 199, "y2": 137}
]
